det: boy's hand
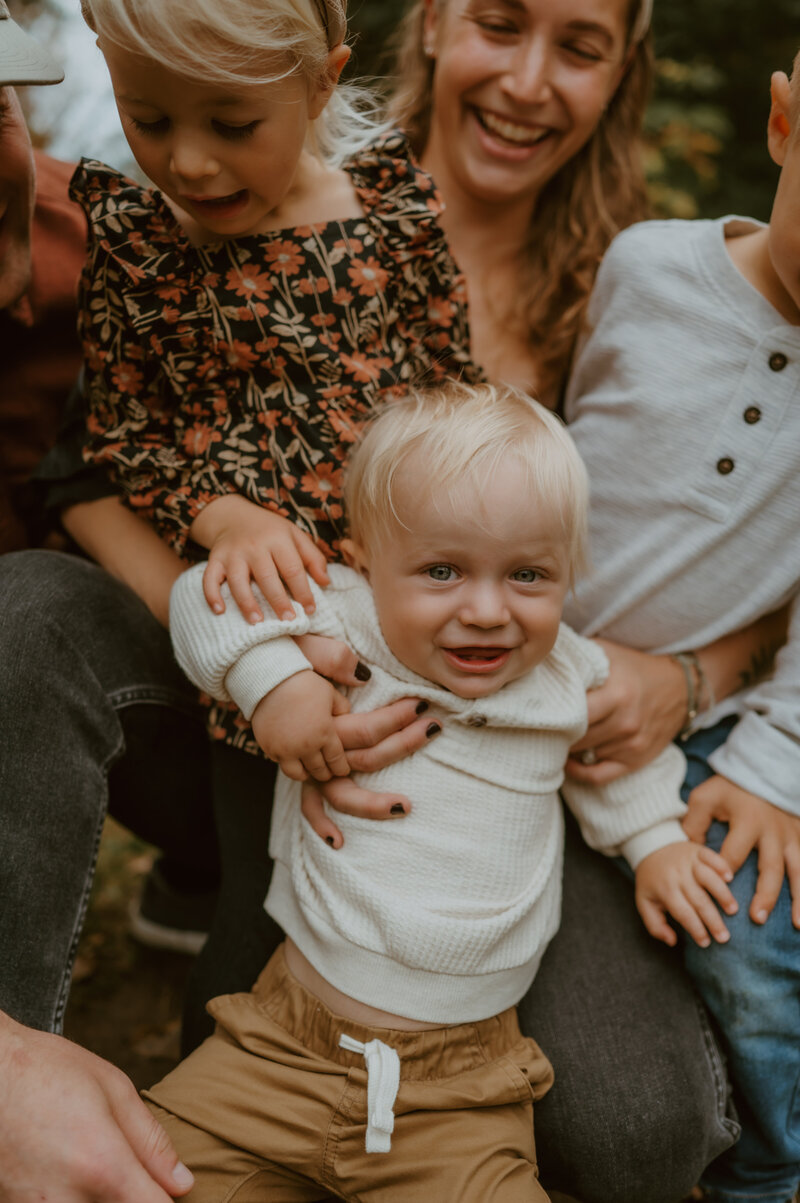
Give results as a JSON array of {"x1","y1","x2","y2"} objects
[
  {"x1": 251, "y1": 671, "x2": 350, "y2": 782},
  {"x1": 635, "y1": 842, "x2": 737, "y2": 949},
  {"x1": 683, "y1": 774, "x2": 800, "y2": 928},
  {"x1": 190, "y1": 495, "x2": 329, "y2": 623}
]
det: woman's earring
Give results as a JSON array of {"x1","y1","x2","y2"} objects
[{"x1": 424, "y1": 39, "x2": 436, "y2": 58}]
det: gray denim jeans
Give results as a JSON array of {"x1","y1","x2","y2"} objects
[{"x1": 0, "y1": 549, "x2": 217, "y2": 1033}]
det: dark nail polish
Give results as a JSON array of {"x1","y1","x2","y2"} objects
[
  {"x1": 355, "y1": 661, "x2": 371, "y2": 682},
  {"x1": 415, "y1": 700, "x2": 429, "y2": 715},
  {"x1": 390, "y1": 803, "x2": 406, "y2": 815},
  {"x1": 325, "y1": 836, "x2": 335, "y2": 847},
  {"x1": 426, "y1": 722, "x2": 441, "y2": 739}
]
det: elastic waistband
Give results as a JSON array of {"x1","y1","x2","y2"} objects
[{"x1": 249, "y1": 945, "x2": 526, "y2": 1082}]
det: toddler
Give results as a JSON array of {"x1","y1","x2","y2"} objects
[
  {"x1": 563, "y1": 53, "x2": 800, "y2": 1203},
  {"x1": 153, "y1": 382, "x2": 736, "y2": 1202}
]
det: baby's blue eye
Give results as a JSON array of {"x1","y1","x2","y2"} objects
[
  {"x1": 427, "y1": 565, "x2": 456, "y2": 582},
  {"x1": 512, "y1": 568, "x2": 541, "y2": 583}
]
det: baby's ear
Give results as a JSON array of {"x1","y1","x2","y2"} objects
[
  {"x1": 767, "y1": 71, "x2": 793, "y2": 167},
  {"x1": 340, "y1": 538, "x2": 370, "y2": 579}
]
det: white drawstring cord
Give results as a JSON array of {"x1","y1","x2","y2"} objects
[{"x1": 339, "y1": 1033, "x2": 401, "y2": 1153}]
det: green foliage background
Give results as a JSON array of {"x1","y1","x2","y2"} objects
[{"x1": 347, "y1": 0, "x2": 800, "y2": 221}]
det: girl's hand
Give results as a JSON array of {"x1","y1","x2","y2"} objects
[
  {"x1": 635, "y1": 842, "x2": 737, "y2": 949},
  {"x1": 566, "y1": 641, "x2": 688, "y2": 785},
  {"x1": 251, "y1": 672, "x2": 350, "y2": 782},
  {"x1": 189, "y1": 495, "x2": 329, "y2": 623},
  {"x1": 683, "y1": 775, "x2": 800, "y2": 929}
]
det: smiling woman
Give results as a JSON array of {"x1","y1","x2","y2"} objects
[{"x1": 391, "y1": 0, "x2": 652, "y2": 398}]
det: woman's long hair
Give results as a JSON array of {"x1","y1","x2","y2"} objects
[{"x1": 389, "y1": 1, "x2": 653, "y2": 395}]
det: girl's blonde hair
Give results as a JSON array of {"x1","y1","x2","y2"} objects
[
  {"x1": 389, "y1": 0, "x2": 653, "y2": 396},
  {"x1": 345, "y1": 381, "x2": 589, "y2": 583},
  {"x1": 81, "y1": 0, "x2": 388, "y2": 166},
  {"x1": 791, "y1": 48, "x2": 800, "y2": 129}
]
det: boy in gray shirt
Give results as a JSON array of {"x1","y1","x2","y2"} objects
[{"x1": 564, "y1": 52, "x2": 800, "y2": 1203}]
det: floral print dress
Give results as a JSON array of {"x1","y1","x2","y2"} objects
[{"x1": 71, "y1": 131, "x2": 481, "y2": 750}]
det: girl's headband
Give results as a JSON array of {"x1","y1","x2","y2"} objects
[
  {"x1": 631, "y1": 0, "x2": 653, "y2": 42},
  {"x1": 311, "y1": 0, "x2": 346, "y2": 49}
]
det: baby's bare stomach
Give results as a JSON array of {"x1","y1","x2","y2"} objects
[{"x1": 284, "y1": 939, "x2": 453, "y2": 1031}]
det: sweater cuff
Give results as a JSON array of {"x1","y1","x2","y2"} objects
[
  {"x1": 708, "y1": 711, "x2": 800, "y2": 817},
  {"x1": 621, "y1": 821, "x2": 688, "y2": 871},
  {"x1": 225, "y1": 640, "x2": 313, "y2": 720}
]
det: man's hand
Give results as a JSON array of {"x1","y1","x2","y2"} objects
[
  {"x1": 0, "y1": 1012, "x2": 193, "y2": 1202},
  {"x1": 635, "y1": 841, "x2": 737, "y2": 949},
  {"x1": 683, "y1": 774, "x2": 800, "y2": 928},
  {"x1": 251, "y1": 671, "x2": 351, "y2": 782}
]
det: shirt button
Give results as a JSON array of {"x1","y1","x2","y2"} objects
[
  {"x1": 743, "y1": 406, "x2": 762, "y2": 424},
  {"x1": 466, "y1": 714, "x2": 487, "y2": 728},
  {"x1": 716, "y1": 457, "x2": 735, "y2": 475},
  {"x1": 769, "y1": 352, "x2": 788, "y2": 371}
]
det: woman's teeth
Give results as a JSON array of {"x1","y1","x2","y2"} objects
[{"x1": 478, "y1": 110, "x2": 550, "y2": 146}]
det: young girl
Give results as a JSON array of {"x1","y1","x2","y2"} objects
[{"x1": 74, "y1": 0, "x2": 481, "y2": 764}]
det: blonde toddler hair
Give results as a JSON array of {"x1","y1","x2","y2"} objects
[
  {"x1": 345, "y1": 381, "x2": 589, "y2": 584},
  {"x1": 80, "y1": 0, "x2": 387, "y2": 165}
]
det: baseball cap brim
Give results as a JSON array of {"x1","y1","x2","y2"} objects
[{"x1": 0, "y1": 5, "x2": 64, "y2": 86}]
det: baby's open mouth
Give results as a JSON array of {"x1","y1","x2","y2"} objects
[{"x1": 443, "y1": 647, "x2": 511, "y2": 670}]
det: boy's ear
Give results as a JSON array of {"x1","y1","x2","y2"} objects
[
  {"x1": 340, "y1": 538, "x2": 371, "y2": 579},
  {"x1": 309, "y1": 43, "x2": 351, "y2": 118},
  {"x1": 767, "y1": 71, "x2": 793, "y2": 167}
]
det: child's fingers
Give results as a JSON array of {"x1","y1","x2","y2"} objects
[
  {"x1": 659, "y1": 888, "x2": 715, "y2": 948},
  {"x1": 321, "y1": 735, "x2": 350, "y2": 779},
  {"x1": 317, "y1": 776, "x2": 412, "y2": 820},
  {"x1": 750, "y1": 830, "x2": 785, "y2": 924},
  {"x1": 677, "y1": 882, "x2": 730, "y2": 946},
  {"x1": 300, "y1": 750, "x2": 333, "y2": 782},
  {"x1": 718, "y1": 822, "x2": 759, "y2": 874},
  {"x1": 301, "y1": 782, "x2": 344, "y2": 849},
  {"x1": 293, "y1": 530, "x2": 330, "y2": 589},
  {"x1": 273, "y1": 547, "x2": 316, "y2": 615},
  {"x1": 697, "y1": 844, "x2": 734, "y2": 884},
  {"x1": 786, "y1": 844, "x2": 800, "y2": 929},
  {"x1": 636, "y1": 896, "x2": 678, "y2": 947},
  {"x1": 693, "y1": 860, "x2": 738, "y2": 916},
  {"x1": 225, "y1": 562, "x2": 267, "y2": 624},
  {"x1": 278, "y1": 756, "x2": 309, "y2": 783},
  {"x1": 681, "y1": 788, "x2": 717, "y2": 844},
  {"x1": 202, "y1": 559, "x2": 227, "y2": 615},
  {"x1": 249, "y1": 559, "x2": 295, "y2": 622}
]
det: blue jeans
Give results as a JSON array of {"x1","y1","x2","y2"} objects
[
  {"x1": 0, "y1": 550, "x2": 218, "y2": 1033},
  {"x1": 681, "y1": 719, "x2": 800, "y2": 1203}
]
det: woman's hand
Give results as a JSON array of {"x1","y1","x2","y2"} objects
[
  {"x1": 566, "y1": 640, "x2": 688, "y2": 785},
  {"x1": 301, "y1": 708, "x2": 442, "y2": 847},
  {"x1": 189, "y1": 495, "x2": 329, "y2": 624}
]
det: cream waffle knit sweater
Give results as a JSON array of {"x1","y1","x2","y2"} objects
[{"x1": 171, "y1": 564, "x2": 687, "y2": 1023}]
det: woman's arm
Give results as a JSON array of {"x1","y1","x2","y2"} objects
[
  {"x1": 567, "y1": 607, "x2": 790, "y2": 785},
  {"x1": 62, "y1": 496, "x2": 184, "y2": 627}
]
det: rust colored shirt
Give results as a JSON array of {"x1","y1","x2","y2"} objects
[{"x1": 0, "y1": 152, "x2": 85, "y2": 552}]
